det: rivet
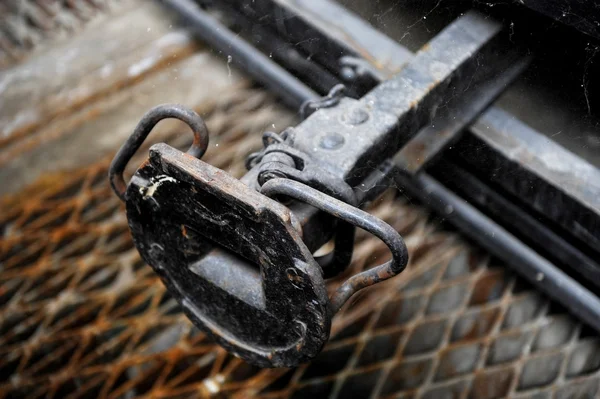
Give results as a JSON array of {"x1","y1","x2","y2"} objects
[
  {"x1": 319, "y1": 132, "x2": 345, "y2": 150},
  {"x1": 342, "y1": 107, "x2": 369, "y2": 125}
]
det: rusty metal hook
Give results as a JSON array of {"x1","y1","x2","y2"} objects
[
  {"x1": 261, "y1": 178, "x2": 409, "y2": 313},
  {"x1": 108, "y1": 104, "x2": 209, "y2": 201}
]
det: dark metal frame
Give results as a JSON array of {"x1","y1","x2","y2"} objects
[
  {"x1": 112, "y1": 0, "x2": 600, "y2": 365},
  {"x1": 110, "y1": 105, "x2": 410, "y2": 367},
  {"x1": 191, "y1": 0, "x2": 600, "y2": 288}
]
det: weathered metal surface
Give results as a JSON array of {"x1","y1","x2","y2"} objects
[
  {"x1": 125, "y1": 143, "x2": 332, "y2": 368},
  {"x1": 250, "y1": 128, "x2": 359, "y2": 280},
  {"x1": 260, "y1": 178, "x2": 408, "y2": 313},
  {"x1": 219, "y1": 0, "x2": 413, "y2": 82},
  {"x1": 288, "y1": 11, "x2": 503, "y2": 183},
  {"x1": 465, "y1": 107, "x2": 600, "y2": 258},
  {"x1": 299, "y1": 84, "x2": 347, "y2": 120},
  {"x1": 207, "y1": 1, "x2": 344, "y2": 98},
  {"x1": 394, "y1": 55, "x2": 531, "y2": 174},
  {"x1": 278, "y1": 0, "x2": 414, "y2": 77}
]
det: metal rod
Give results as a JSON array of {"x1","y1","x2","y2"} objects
[
  {"x1": 395, "y1": 171, "x2": 600, "y2": 332},
  {"x1": 261, "y1": 178, "x2": 408, "y2": 313},
  {"x1": 160, "y1": 0, "x2": 318, "y2": 109},
  {"x1": 433, "y1": 158, "x2": 600, "y2": 287},
  {"x1": 215, "y1": 2, "x2": 345, "y2": 97}
]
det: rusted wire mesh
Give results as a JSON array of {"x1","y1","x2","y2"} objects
[{"x1": 1, "y1": 88, "x2": 600, "y2": 399}]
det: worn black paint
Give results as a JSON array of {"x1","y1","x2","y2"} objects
[{"x1": 126, "y1": 144, "x2": 331, "y2": 368}]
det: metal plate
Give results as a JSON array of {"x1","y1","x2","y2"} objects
[{"x1": 126, "y1": 144, "x2": 331, "y2": 368}]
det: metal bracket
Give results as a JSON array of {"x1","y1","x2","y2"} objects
[
  {"x1": 249, "y1": 129, "x2": 360, "y2": 279},
  {"x1": 109, "y1": 104, "x2": 408, "y2": 367}
]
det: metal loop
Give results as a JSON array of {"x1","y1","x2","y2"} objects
[
  {"x1": 261, "y1": 178, "x2": 409, "y2": 313},
  {"x1": 245, "y1": 130, "x2": 287, "y2": 170},
  {"x1": 259, "y1": 159, "x2": 358, "y2": 279},
  {"x1": 299, "y1": 84, "x2": 346, "y2": 120},
  {"x1": 255, "y1": 144, "x2": 358, "y2": 279},
  {"x1": 109, "y1": 104, "x2": 209, "y2": 201},
  {"x1": 262, "y1": 131, "x2": 284, "y2": 146}
]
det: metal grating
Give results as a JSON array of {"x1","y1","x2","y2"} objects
[
  {"x1": 1, "y1": 88, "x2": 600, "y2": 399},
  {"x1": 251, "y1": 245, "x2": 600, "y2": 398}
]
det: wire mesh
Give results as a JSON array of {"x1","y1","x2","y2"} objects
[{"x1": 1, "y1": 89, "x2": 600, "y2": 399}]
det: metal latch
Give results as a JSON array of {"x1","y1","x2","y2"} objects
[{"x1": 109, "y1": 104, "x2": 408, "y2": 367}]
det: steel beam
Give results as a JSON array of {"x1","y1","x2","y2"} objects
[{"x1": 463, "y1": 107, "x2": 600, "y2": 257}]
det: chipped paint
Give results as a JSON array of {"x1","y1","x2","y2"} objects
[{"x1": 140, "y1": 175, "x2": 178, "y2": 199}]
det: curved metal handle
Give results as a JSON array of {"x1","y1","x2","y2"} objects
[
  {"x1": 108, "y1": 104, "x2": 209, "y2": 201},
  {"x1": 261, "y1": 178, "x2": 409, "y2": 313}
]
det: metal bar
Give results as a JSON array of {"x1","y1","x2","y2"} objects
[
  {"x1": 395, "y1": 170, "x2": 600, "y2": 332},
  {"x1": 160, "y1": 0, "x2": 318, "y2": 109},
  {"x1": 219, "y1": 0, "x2": 414, "y2": 80},
  {"x1": 290, "y1": 12, "x2": 505, "y2": 184},
  {"x1": 463, "y1": 107, "x2": 600, "y2": 255},
  {"x1": 394, "y1": 53, "x2": 531, "y2": 174},
  {"x1": 432, "y1": 158, "x2": 600, "y2": 288},
  {"x1": 215, "y1": 2, "x2": 345, "y2": 96}
]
